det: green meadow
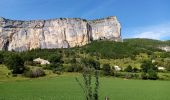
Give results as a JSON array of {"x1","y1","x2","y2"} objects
[{"x1": 0, "y1": 73, "x2": 170, "y2": 100}]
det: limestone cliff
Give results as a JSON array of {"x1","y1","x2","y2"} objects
[{"x1": 0, "y1": 16, "x2": 121, "y2": 51}]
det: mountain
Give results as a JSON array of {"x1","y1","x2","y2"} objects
[{"x1": 0, "y1": 16, "x2": 121, "y2": 51}]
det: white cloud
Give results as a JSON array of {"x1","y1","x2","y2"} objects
[{"x1": 125, "y1": 23, "x2": 170, "y2": 40}]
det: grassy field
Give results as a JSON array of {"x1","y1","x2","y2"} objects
[{"x1": 0, "y1": 73, "x2": 170, "y2": 100}]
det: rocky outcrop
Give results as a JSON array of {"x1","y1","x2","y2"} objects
[
  {"x1": 0, "y1": 16, "x2": 121, "y2": 51},
  {"x1": 159, "y1": 46, "x2": 170, "y2": 52}
]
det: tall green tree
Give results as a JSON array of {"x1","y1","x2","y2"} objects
[
  {"x1": 5, "y1": 54, "x2": 25, "y2": 74},
  {"x1": 140, "y1": 60, "x2": 158, "y2": 80},
  {"x1": 48, "y1": 54, "x2": 64, "y2": 73}
]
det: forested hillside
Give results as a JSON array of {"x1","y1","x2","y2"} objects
[{"x1": 0, "y1": 38, "x2": 170, "y2": 80}]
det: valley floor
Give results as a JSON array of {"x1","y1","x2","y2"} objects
[{"x1": 0, "y1": 73, "x2": 170, "y2": 100}]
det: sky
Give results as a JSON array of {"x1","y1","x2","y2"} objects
[{"x1": 0, "y1": 0, "x2": 170, "y2": 40}]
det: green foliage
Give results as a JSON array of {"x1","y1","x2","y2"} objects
[
  {"x1": 48, "y1": 54, "x2": 64, "y2": 73},
  {"x1": 81, "y1": 58, "x2": 100, "y2": 70},
  {"x1": 141, "y1": 72, "x2": 148, "y2": 80},
  {"x1": 0, "y1": 38, "x2": 170, "y2": 80},
  {"x1": 124, "y1": 65, "x2": 133, "y2": 72},
  {"x1": 24, "y1": 68, "x2": 45, "y2": 78},
  {"x1": 76, "y1": 57, "x2": 100, "y2": 100},
  {"x1": 133, "y1": 67, "x2": 139, "y2": 72},
  {"x1": 0, "y1": 53, "x2": 3, "y2": 64},
  {"x1": 141, "y1": 60, "x2": 158, "y2": 73},
  {"x1": 140, "y1": 60, "x2": 158, "y2": 80},
  {"x1": 4, "y1": 54, "x2": 25, "y2": 74},
  {"x1": 148, "y1": 69, "x2": 159, "y2": 80},
  {"x1": 83, "y1": 38, "x2": 169, "y2": 59},
  {"x1": 66, "y1": 64, "x2": 82, "y2": 72},
  {"x1": 102, "y1": 64, "x2": 111, "y2": 76},
  {"x1": 48, "y1": 54, "x2": 62, "y2": 64}
]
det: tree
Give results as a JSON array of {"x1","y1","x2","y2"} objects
[
  {"x1": 133, "y1": 67, "x2": 139, "y2": 73},
  {"x1": 0, "y1": 53, "x2": 3, "y2": 64},
  {"x1": 5, "y1": 54, "x2": 25, "y2": 74},
  {"x1": 140, "y1": 60, "x2": 158, "y2": 80},
  {"x1": 48, "y1": 54, "x2": 63, "y2": 70},
  {"x1": 141, "y1": 60, "x2": 155, "y2": 73},
  {"x1": 148, "y1": 69, "x2": 158, "y2": 80},
  {"x1": 124, "y1": 65, "x2": 133, "y2": 72},
  {"x1": 48, "y1": 54, "x2": 62, "y2": 64},
  {"x1": 141, "y1": 72, "x2": 148, "y2": 80},
  {"x1": 102, "y1": 64, "x2": 111, "y2": 76}
]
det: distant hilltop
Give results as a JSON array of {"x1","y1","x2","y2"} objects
[{"x1": 0, "y1": 16, "x2": 121, "y2": 51}]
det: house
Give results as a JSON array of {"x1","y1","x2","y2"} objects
[
  {"x1": 158, "y1": 67, "x2": 166, "y2": 71},
  {"x1": 114, "y1": 65, "x2": 121, "y2": 71},
  {"x1": 33, "y1": 58, "x2": 50, "y2": 65}
]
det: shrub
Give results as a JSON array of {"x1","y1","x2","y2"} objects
[
  {"x1": 140, "y1": 60, "x2": 158, "y2": 80},
  {"x1": 124, "y1": 65, "x2": 133, "y2": 72},
  {"x1": 102, "y1": 64, "x2": 111, "y2": 76},
  {"x1": 24, "y1": 61, "x2": 36, "y2": 66},
  {"x1": 81, "y1": 58, "x2": 100, "y2": 70},
  {"x1": 24, "y1": 68, "x2": 45, "y2": 78},
  {"x1": 125, "y1": 73, "x2": 140, "y2": 79},
  {"x1": 48, "y1": 54, "x2": 64, "y2": 70},
  {"x1": 48, "y1": 54, "x2": 62, "y2": 64},
  {"x1": 4, "y1": 54, "x2": 25, "y2": 74},
  {"x1": 141, "y1": 72, "x2": 148, "y2": 80},
  {"x1": 66, "y1": 64, "x2": 82, "y2": 72},
  {"x1": 114, "y1": 72, "x2": 125, "y2": 78},
  {"x1": 52, "y1": 66, "x2": 64, "y2": 74},
  {"x1": 141, "y1": 60, "x2": 157, "y2": 73},
  {"x1": 0, "y1": 53, "x2": 4, "y2": 64},
  {"x1": 133, "y1": 67, "x2": 139, "y2": 72},
  {"x1": 148, "y1": 69, "x2": 158, "y2": 80}
]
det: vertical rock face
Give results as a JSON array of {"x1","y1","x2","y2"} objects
[
  {"x1": 0, "y1": 16, "x2": 121, "y2": 51},
  {"x1": 89, "y1": 16, "x2": 121, "y2": 41}
]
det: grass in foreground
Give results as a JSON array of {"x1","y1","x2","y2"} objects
[{"x1": 0, "y1": 73, "x2": 170, "y2": 100}]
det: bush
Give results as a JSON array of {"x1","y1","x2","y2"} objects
[
  {"x1": 141, "y1": 72, "x2": 148, "y2": 80},
  {"x1": 66, "y1": 64, "x2": 82, "y2": 72},
  {"x1": 102, "y1": 64, "x2": 111, "y2": 76},
  {"x1": 81, "y1": 58, "x2": 100, "y2": 70},
  {"x1": 133, "y1": 67, "x2": 139, "y2": 72},
  {"x1": 24, "y1": 68, "x2": 45, "y2": 78},
  {"x1": 148, "y1": 69, "x2": 158, "y2": 80},
  {"x1": 48, "y1": 54, "x2": 64, "y2": 70},
  {"x1": 4, "y1": 54, "x2": 25, "y2": 74},
  {"x1": 52, "y1": 66, "x2": 64, "y2": 74},
  {"x1": 124, "y1": 65, "x2": 133, "y2": 72},
  {"x1": 0, "y1": 53, "x2": 4, "y2": 64},
  {"x1": 24, "y1": 61, "x2": 36, "y2": 66},
  {"x1": 140, "y1": 60, "x2": 158, "y2": 80},
  {"x1": 125, "y1": 73, "x2": 140, "y2": 79},
  {"x1": 48, "y1": 54, "x2": 62, "y2": 64},
  {"x1": 141, "y1": 60, "x2": 157, "y2": 73},
  {"x1": 114, "y1": 72, "x2": 125, "y2": 78}
]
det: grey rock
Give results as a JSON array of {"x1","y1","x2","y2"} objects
[{"x1": 0, "y1": 16, "x2": 121, "y2": 51}]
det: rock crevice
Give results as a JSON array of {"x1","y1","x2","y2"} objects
[{"x1": 0, "y1": 16, "x2": 121, "y2": 51}]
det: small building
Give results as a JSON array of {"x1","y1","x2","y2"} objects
[
  {"x1": 33, "y1": 58, "x2": 50, "y2": 65},
  {"x1": 114, "y1": 65, "x2": 121, "y2": 71},
  {"x1": 158, "y1": 67, "x2": 166, "y2": 71}
]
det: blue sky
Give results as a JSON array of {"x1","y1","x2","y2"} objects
[{"x1": 0, "y1": 0, "x2": 170, "y2": 40}]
